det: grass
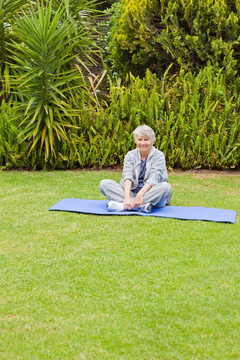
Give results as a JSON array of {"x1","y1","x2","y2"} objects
[{"x1": 0, "y1": 169, "x2": 239, "y2": 360}]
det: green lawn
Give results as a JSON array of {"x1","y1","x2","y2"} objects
[{"x1": 0, "y1": 170, "x2": 239, "y2": 359}]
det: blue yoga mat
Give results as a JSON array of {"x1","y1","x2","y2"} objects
[{"x1": 49, "y1": 199, "x2": 237, "y2": 223}]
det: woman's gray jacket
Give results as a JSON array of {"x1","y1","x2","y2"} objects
[{"x1": 120, "y1": 146, "x2": 168, "y2": 191}]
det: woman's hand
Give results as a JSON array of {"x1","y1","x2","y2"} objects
[
  {"x1": 133, "y1": 191, "x2": 144, "y2": 208},
  {"x1": 124, "y1": 198, "x2": 134, "y2": 210},
  {"x1": 133, "y1": 183, "x2": 152, "y2": 208}
]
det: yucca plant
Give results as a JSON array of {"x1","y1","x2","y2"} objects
[
  {"x1": 10, "y1": 0, "x2": 97, "y2": 159},
  {"x1": 52, "y1": 0, "x2": 103, "y2": 68},
  {"x1": 0, "y1": 0, "x2": 26, "y2": 102}
]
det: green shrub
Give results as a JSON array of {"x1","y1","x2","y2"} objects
[
  {"x1": 0, "y1": 102, "x2": 26, "y2": 169},
  {"x1": 0, "y1": 102, "x2": 62, "y2": 170},
  {"x1": 108, "y1": 0, "x2": 240, "y2": 78},
  {"x1": 54, "y1": 66, "x2": 239, "y2": 170}
]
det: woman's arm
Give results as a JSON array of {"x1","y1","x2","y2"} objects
[
  {"x1": 124, "y1": 179, "x2": 134, "y2": 210},
  {"x1": 146, "y1": 151, "x2": 168, "y2": 186}
]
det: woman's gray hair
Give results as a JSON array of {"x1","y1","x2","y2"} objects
[{"x1": 133, "y1": 125, "x2": 156, "y2": 143}]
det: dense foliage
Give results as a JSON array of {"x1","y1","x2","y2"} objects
[
  {"x1": 1, "y1": 67, "x2": 239, "y2": 170},
  {"x1": 108, "y1": 0, "x2": 240, "y2": 78},
  {"x1": 0, "y1": 0, "x2": 27, "y2": 102}
]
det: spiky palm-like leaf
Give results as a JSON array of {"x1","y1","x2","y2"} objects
[
  {"x1": 52, "y1": 0, "x2": 104, "y2": 68},
  {"x1": 10, "y1": 0, "x2": 96, "y2": 159}
]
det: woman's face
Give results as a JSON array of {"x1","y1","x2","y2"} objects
[{"x1": 136, "y1": 136, "x2": 153, "y2": 156}]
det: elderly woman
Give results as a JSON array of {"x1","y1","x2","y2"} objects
[{"x1": 99, "y1": 125, "x2": 172, "y2": 213}]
